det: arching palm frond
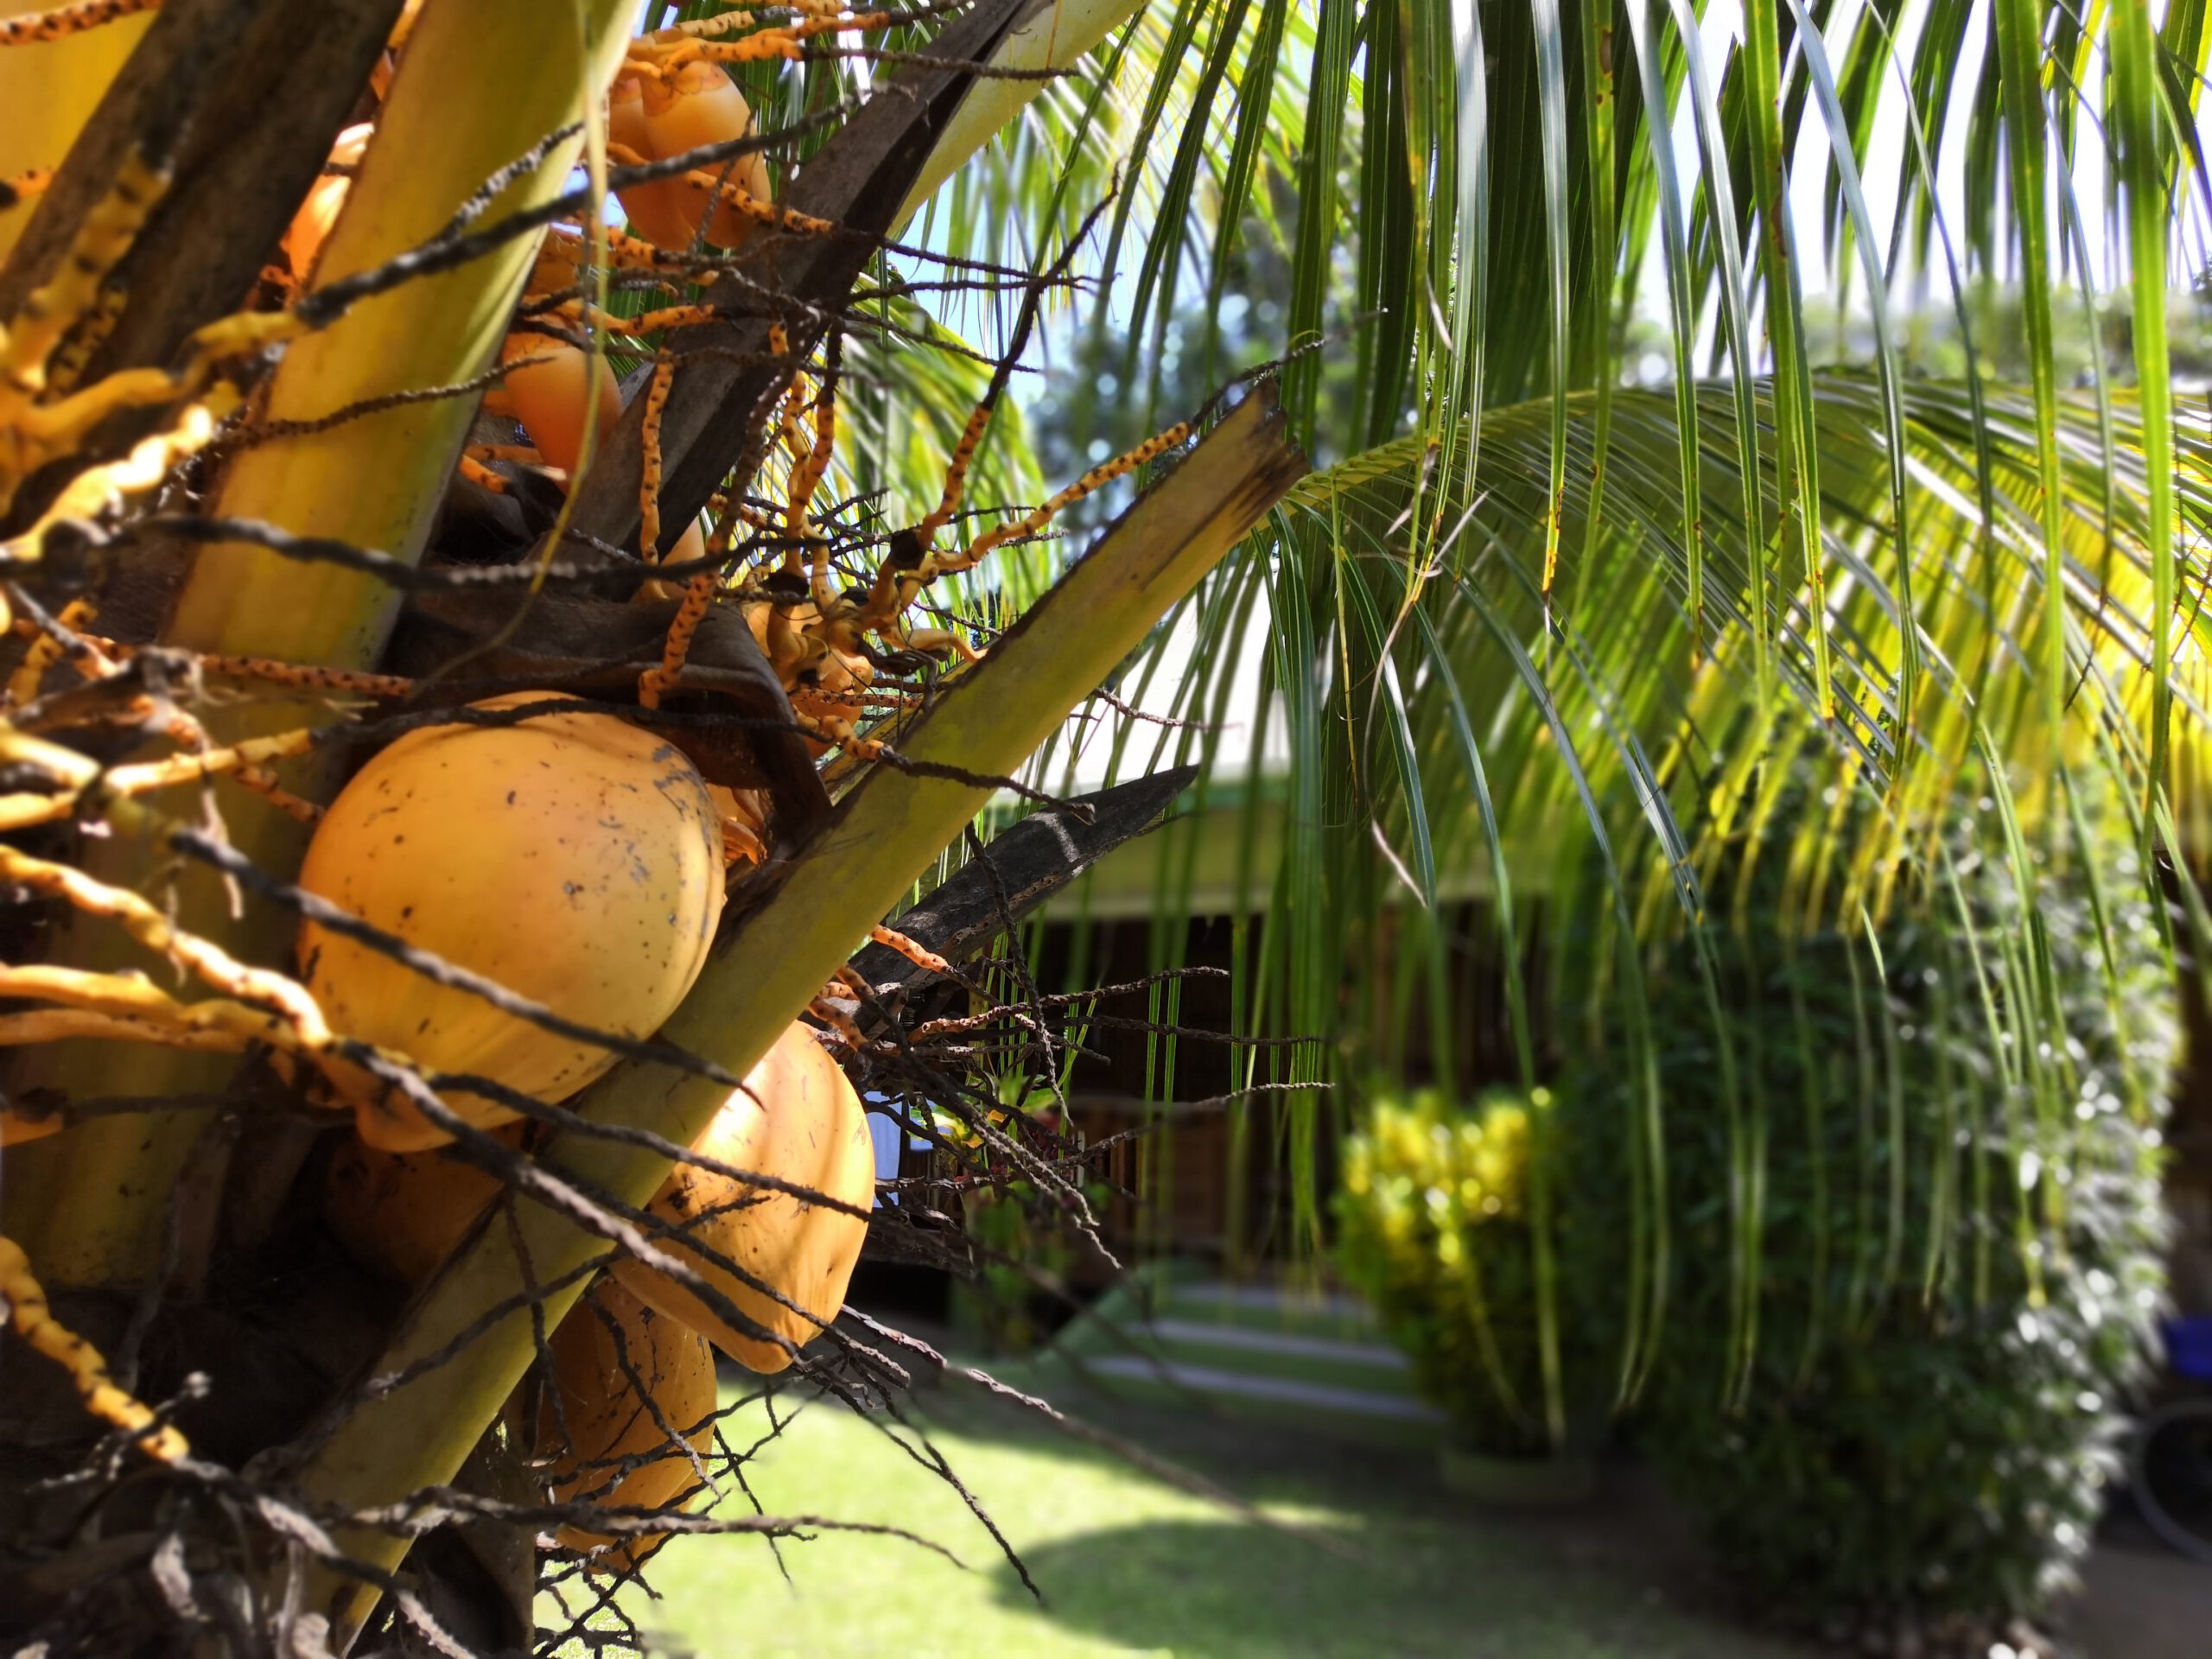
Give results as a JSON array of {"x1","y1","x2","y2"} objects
[
  {"x1": 670, "y1": 0, "x2": 2212, "y2": 1418},
  {"x1": 855, "y1": 0, "x2": 2212, "y2": 1421}
]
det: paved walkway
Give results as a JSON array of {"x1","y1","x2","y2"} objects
[{"x1": 2074, "y1": 1513, "x2": 2212, "y2": 1656}]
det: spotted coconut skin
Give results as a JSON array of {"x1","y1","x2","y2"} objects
[
  {"x1": 297, "y1": 690, "x2": 725, "y2": 1152},
  {"x1": 537, "y1": 1278, "x2": 716, "y2": 1568},
  {"x1": 614, "y1": 1021, "x2": 876, "y2": 1373}
]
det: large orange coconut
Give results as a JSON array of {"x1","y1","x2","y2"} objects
[
  {"x1": 296, "y1": 692, "x2": 724, "y2": 1152},
  {"x1": 625, "y1": 60, "x2": 770, "y2": 251}
]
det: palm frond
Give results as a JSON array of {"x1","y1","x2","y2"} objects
[{"x1": 787, "y1": 0, "x2": 2212, "y2": 1406}]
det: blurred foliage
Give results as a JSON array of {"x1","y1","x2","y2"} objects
[
  {"x1": 955, "y1": 1182, "x2": 1063, "y2": 1353},
  {"x1": 937, "y1": 1086, "x2": 1104, "y2": 1355},
  {"x1": 1562, "y1": 758, "x2": 2178, "y2": 1631},
  {"x1": 1335, "y1": 1086, "x2": 1597, "y2": 1459}
]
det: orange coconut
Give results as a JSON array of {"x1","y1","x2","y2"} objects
[
  {"x1": 296, "y1": 692, "x2": 724, "y2": 1152},
  {"x1": 537, "y1": 1278, "x2": 717, "y2": 1569},
  {"x1": 321, "y1": 1125, "x2": 525, "y2": 1286},
  {"x1": 283, "y1": 122, "x2": 374, "y2": 281},
  {"x1": 499, "y1": 328, "x2": 623, "y2": 478},
  {"x1": 608, "y1": 73, "x2": 697, "y2": 249},
  {"x1": 632, "y1": 60, "x2": 769, "y2": 250},
  {"x1": 613, "y1": 1021, "x2": 875, "y2": 1372}
]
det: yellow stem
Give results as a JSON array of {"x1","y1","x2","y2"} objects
[
  {"x1": 0, "y1": 1009, "x2": 247, "y2": 1052},
  {"x1": 0, "y1": 1232, "x2": 188, "y2": 1462},
  {"x1": 0, "y1": 724, "x2": 319, "y2": 830},
  {"x1": 0, "y1": 3, "x2": 152, "y2": 264}
]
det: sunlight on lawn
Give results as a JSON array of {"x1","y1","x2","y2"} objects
[{"x1": 560, "y1": 1386, "x2": 1808, "y2": 1659}]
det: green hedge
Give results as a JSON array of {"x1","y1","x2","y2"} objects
[{"x1": 1566, "y1": 780, "x2": 2177, "y2": 1630}]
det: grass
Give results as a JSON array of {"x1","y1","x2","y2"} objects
[{"x1": 559, "y1": 1361, "x2": 1811, "y2": 1658}]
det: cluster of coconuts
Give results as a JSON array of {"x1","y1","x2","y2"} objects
[
  {"x1": 501, "y1": 65, "x2": 767, "y2": 506},
  {"x1": 286, "y1": 40, "x2": 768, "y2": 283},
  {"x1": 283, "y1": 52, "x2": 770, "y2": 562},
  {"x1": 301, "y1": 694, "x2": 874, "y2": 1569},
  {"x1": 279, "y1": 47, "x2": 849, "y2": 1567}
]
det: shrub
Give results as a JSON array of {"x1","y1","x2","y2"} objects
[
  {"x1": 1566, "y1": 778, "x2": 2177, "y2": 1635},
  {"x1": 939, "y1": 1091, "x2": 1105, "y2": 1354},
  {"x1": 1337, "y1": 1085, "x2": 1591, "y2": 1458}
]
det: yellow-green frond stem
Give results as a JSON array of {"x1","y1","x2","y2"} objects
[
  {"x1": 892, "y1": 0, "x2": 1145, "y2": 232},
  {"x1": 0, "y1": 3, "x2": 150, "y2": 264}
]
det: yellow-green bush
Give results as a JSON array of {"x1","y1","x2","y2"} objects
[{"x1": 1336, "y1": 1087, "x2": 1577, "y2": 1459}]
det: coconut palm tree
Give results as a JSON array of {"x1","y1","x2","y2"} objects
[{"x1": 0, "y1": 0, "x2": 2202, "y2": 1650}]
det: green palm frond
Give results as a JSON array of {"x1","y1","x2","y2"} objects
[{"x1": 747, "y1": 0, "x2": 2211, "y2": 1426}]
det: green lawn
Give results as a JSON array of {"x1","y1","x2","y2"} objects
[{"x1": 563, "y1": 1367, "x2": 1808, "y2": 1659}]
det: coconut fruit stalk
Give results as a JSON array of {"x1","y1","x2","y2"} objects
[{"x1": 165, "y1": 0, "x2": 638, "y2": 666}]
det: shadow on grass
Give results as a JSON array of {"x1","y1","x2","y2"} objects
[
  {"x1": 613, "y1": 1371, "x2": 1813, "y2": 1658},
  {"x1": 993, "y1": 1516, "x2": 1796, "y2": 1659}
]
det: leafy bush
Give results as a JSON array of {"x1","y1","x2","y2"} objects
[
  {"x1": 1566, "y1": 779, "x2": 2177, "y2": 1634},
  {"x1": 1337, "y1": 1086, "x2": 1589, "y2": 1458},
  {"x1": 954, "y1": 1179, "x2": 1068, "y2": 1352},
  {"x1": 938, "y1": 1090, "x2": 1104, "y2": 1354}
]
